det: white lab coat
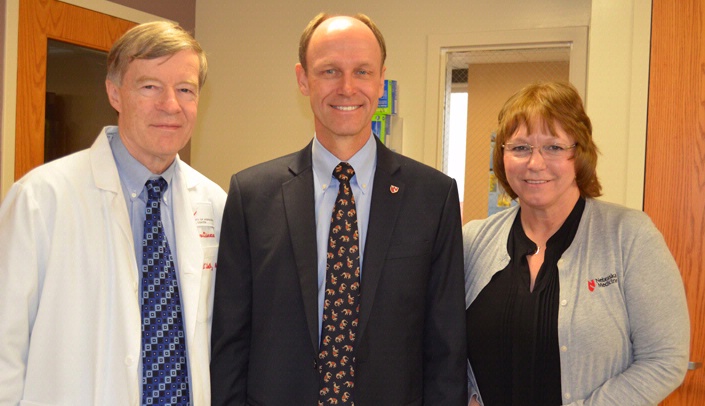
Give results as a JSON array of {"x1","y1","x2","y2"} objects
[{"x1": 0, "y1": 128, "x2": 226, "y2": 406}]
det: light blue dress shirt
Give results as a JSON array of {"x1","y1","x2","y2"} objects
[
  {"x1": 312, "y1": 134, "x2": 377, "y2": 339},
  {"x1": 107, "y1": 126, "x2": 179, "y2": 278},
  {"x1": 107, "y1": 125, "x2": 191, "y2": 392}
]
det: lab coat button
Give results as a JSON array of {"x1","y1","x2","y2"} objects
[
  {"x1": 561, "y1": 299, "x2": 568, "y2": 306},
  {"x1": 564, "y1": 392, "x2": 571, "y2": 400},
  {"x1": 561, "y1": 346, "x2": 568, "y2": 352}
]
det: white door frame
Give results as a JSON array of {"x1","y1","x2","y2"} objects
[{"x1": 423, "y1": 26, "x2": 588, "y2": 169}]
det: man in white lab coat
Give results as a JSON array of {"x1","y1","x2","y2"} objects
[{"x1": 0, "y1": 21, "x2": 225, "y2": 405}]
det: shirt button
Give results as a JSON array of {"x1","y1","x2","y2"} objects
[
  {"x1": 564, "y1": 392, "x2": 571, "y2": 400},
  {"x1": 561, "y1": 299, "x2": 568, "y2": 306},
  {"x1": 561, "y1": 346, "x2": 568, "y2": 352},
  {"x1": 131, "y1": 192, "x2": 137, "y2": 198}
]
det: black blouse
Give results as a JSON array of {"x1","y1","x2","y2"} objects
[{"x1": 466, "y1": 198, "x2": 585, "y2": 405}]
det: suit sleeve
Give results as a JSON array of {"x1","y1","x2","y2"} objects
[
  {"x1": 423, "y1": 179, "x2": 468, "y2": 405},
  {"x1": 211, "y1": 175, "x2": 252, "y2": 405},
  {"x1": 0, "y1": 182, "x2": 46, "y2": 405}
]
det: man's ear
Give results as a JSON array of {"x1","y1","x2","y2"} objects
[
  {"x1": 295, "y1": 63, "x2": 310, "y2": 96},
  {"x1": 105, "y1": 79, "x2": 121, "y2": 113},
  {"x1": 378, "y1": 66, "x2": 387, "y2": 99}
]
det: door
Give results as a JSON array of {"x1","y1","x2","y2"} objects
[
  {"x1": 15, "y1": 0, "x2": 136, "y2": 179},
  {"x1": 644, "y1": 0, "x2": 704, "y2": 405}
]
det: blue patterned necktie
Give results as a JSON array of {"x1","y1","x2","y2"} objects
[
  {"x1": 318, "y1": 162, "x2": 361, "y2": 406},
  {"x1": 141, "y1": 178, "x2": 190, "y2": 405}
]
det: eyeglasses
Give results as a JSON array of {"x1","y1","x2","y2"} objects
[{"x1": 502, "y1": 142, "x2": 577, "y2": 160}]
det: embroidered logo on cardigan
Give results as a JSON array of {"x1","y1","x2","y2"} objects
[{"x1": 588, "y1": 273, "x2": 618, "y2": 292}]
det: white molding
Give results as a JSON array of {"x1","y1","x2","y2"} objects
[
  {"x1": 624, "y1": 0, "x2": 651, "y2": 210},
  {"x1": 1, "y1": 0, "x2": 19, "y2": 199},
  {"x1": 586, "y1": 0, "x2": 651, "y2": 209},
  {"x1": 58, "y1": 0, "x2": 163, "y2": 23},
  {"x1": 423, "y1": 26, "x2": 589, "y2": 169}
]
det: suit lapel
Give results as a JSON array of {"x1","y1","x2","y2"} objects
[
  {"x1": 357, "y1": 140, "x2": 403, "y2": 342},
  {"x1": 282, "y1": 142, "x2": 321, "y2": 353}
]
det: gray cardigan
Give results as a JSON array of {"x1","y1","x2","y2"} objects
[{"x1": 463, "y1": 198, "x2": 690, "y2": 405}]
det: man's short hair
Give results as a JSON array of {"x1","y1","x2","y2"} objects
[{"x1": 107, "y1": 21, "x2": 207, "y2": 88}]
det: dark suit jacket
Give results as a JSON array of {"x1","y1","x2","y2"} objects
[{"x1": 211, "y1": 138, "x2": 467, "y2": 405}]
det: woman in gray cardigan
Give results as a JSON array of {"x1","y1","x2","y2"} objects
[{"x1": 464, "y1": 81, "x2": 690, "y2": 406}]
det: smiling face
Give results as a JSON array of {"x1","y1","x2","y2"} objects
[
  {"x1": 295, "y1": 16, "x2": 386, "y2": 150},
  {"x1": 504, "y1": 120, "x2": 580, "y2": 214},
  {"x1": 106, "y1": 49, "x2": 200, "y2": 174}
]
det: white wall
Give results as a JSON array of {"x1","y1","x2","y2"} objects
[
  {"x1": 1, "y1": 0, "x2": 652, "y2": 209},
  {"x1": 193, "y1": 0, "x2": 591, "y2": 189},
  {"x1": 193, "y1": 0, "x2": 651, "y2": 210}
]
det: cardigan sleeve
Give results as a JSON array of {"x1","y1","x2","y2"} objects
[{"x1": 567, "y1": 211, "x2": 690, "y2": 405}]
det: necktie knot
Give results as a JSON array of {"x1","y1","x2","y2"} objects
[
  {"x1": 333, "y1": 162, "x2": 355, "y2": 184},
  {"x1": 145, "y1": 177, "x2": 168, "y2": 202}
]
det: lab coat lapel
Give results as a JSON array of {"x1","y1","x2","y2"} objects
[
  {"x1": 89, "y1": 129, "x2": 138, "y2": 289},
  {"x1": 172, "y1": 160, "x2": 202, "y2": 344}
]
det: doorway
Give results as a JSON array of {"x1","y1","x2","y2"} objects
[
  {"x1": 45, "y1": 39, "x2": 116, "y2": 163},
  {"x1": 442, "y1": 47, "x2": 570, "y2": 222},
  {"x1": 14, "y1": 0, "x2": 136, "y2": 180},
  {"x1": 423, "y1": 26, "x2": 588, "y2": 223}
]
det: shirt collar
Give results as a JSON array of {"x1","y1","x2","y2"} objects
[
  {"x1": 108, "y1": 126, "x2": 176, "y2": 202},
  {"x1": 312, "y1": 133, "x2": 377, "y2": 194}
]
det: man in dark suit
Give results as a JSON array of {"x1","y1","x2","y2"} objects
[{"x1": 211, "y1": 12, "x2": 467, "y2": 406}]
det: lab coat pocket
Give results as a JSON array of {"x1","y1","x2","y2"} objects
[{"x1": 195, "y1": 201, "x2": 218, "y2": 248}]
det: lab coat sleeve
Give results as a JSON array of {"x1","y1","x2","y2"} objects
[{"x1": 0, "y1": 182, "x2": 50, "y2": 405}]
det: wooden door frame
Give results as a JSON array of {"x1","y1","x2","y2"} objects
[
  {"x1": 646, "y1": 0, "x2": 704, "y2": 404},
  {"x1": 1, "y1": 0, "x2": 159, "y2": 196}
]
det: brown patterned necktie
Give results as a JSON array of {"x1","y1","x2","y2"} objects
[{"x1": 318, "y1": 162, "x2": 361, "y2": 406}]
